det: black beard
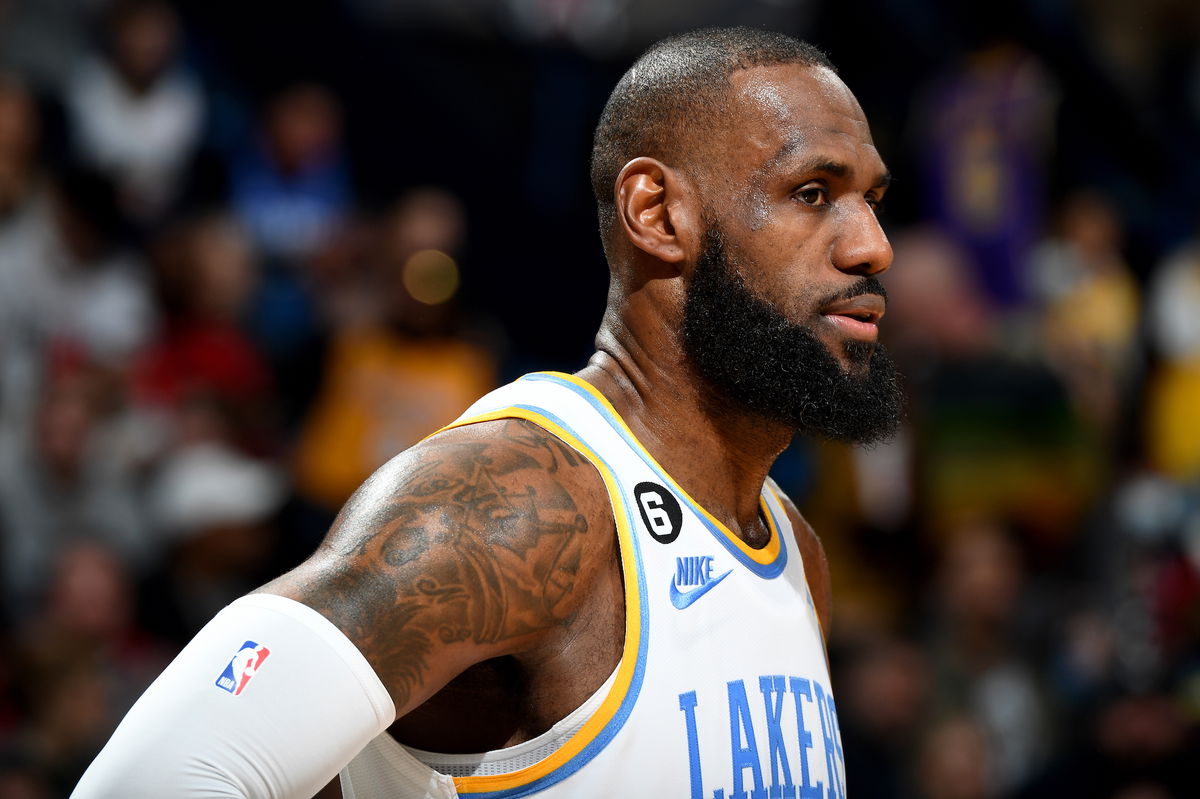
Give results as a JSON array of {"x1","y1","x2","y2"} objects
[{"x1": 681, "y1": 226, "x2": 904, "y2": 445}]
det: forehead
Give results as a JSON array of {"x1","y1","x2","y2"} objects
[{"x1": 712, "y1": 64, "x2": 881, "y2": 180}]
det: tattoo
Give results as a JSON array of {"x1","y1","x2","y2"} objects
[{"x1": 297, "y1": 420, "x2": 600, "y2": 710}]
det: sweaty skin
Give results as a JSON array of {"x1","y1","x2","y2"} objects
[{"x1": 263, "y1": 61, "x2": 886, "y2": 753}]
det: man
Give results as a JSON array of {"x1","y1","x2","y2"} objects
[{"x1": 74, "y1": 26, "x2": 901, "y2": 798}]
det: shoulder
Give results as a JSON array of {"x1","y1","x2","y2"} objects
[
  {"x1": 765, "y1": 477, "x2": 832, "y2": 639},
  {"x1": 264, "y1": 417, "x2": 615, "y2": 715}
]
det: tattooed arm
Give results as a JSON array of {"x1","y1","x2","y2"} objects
[
  {"x1": 262, "y1": 417, "x2": 614, "y2": 717},
  {"x1": 72, "y1": 418, "x2": 613, "y2": 798}
]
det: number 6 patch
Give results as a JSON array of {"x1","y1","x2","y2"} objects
[{"x1": 634, "y1": 482, "x2": 683, "y2": 544}]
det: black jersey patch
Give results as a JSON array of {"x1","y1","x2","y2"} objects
[{"x1": 634, "y1": 481, "x2": 683, "y2": 544}]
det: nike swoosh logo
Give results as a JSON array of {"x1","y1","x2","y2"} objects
[{"x1": 669, "y1": 568, "x2": 733, "y2": 609}]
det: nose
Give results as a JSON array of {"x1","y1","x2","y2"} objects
[{"x1": 832, "y1": 199, "x2": 892, "y2": 276}]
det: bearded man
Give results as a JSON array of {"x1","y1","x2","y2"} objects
[{"x1": 75, "y1": 25, "x2": 902, "y2": 799}]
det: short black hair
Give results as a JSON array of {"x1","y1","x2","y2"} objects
[{"x1": 590, "y1": 27, "x2": 834, "y2": 242}]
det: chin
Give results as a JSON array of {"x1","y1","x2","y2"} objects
[{"x1": 837, "y1": 339, "x2": 878, "y2": 370}]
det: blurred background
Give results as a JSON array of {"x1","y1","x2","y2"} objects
[{"x1": 0, "y1": 0, "x2": 1197, "y2": 796}]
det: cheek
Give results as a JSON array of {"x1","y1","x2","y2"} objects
[
  {"x1": 744, "y1": 190, "x2": 772, "y2": 231},
  {"x1": 781, "y1": 287, "x2": 826, "y2": 324},
  {"x1": 750, "y1": 203, "x2": 837, "y2": 268},
  {"x1": 719, "y1": 217, "x2": 831, "y2": 315},
  {"x1": 745, "y1": 268, "x2": 824, "y2": 321},
  {"x1": 744, "y1": 244, "x2": 828, "y2": 315}
]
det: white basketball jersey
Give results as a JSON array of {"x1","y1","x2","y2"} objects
[{"x1": 340, "y1": 372, "x2": 846, "y2": 799}]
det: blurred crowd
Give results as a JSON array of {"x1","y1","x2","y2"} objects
[{"x1": 0, "y1": 0, "x2": 1197, "y2": 797}]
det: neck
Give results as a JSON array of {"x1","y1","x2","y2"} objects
[{"x1": 578, "y1": 312, "x2": 793, "y2": 544}]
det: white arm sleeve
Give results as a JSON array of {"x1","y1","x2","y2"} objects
[{"x1": 72, "y1": 594, "x2": 396, "y2": 798}]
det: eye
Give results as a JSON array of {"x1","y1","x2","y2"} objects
[
  {"x1": 865, "y1": 194, "x2": 885, "y2": 214},
  {"x1": 794, "y1": 185, "x2": 828, "y2": 207}
]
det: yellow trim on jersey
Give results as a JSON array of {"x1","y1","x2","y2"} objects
[
  {"x1": 434, "y1": 407, "x2": 643, "y2": 794},
  {"x1": 545, "y1": 371, "x2": 782, "y2": 566},
  {"x1": 759, "y1": 486, "x2": 783, "y2": 546}
]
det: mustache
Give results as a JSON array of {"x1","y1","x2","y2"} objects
[{"x1": 822, "y1": 275, "x2": 888, "y2": 306}]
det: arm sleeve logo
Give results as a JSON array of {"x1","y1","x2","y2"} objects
[{"x1": 215, "y1": 641, "x2": 271, "y2": 695}]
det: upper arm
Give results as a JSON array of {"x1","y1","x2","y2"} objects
[
  {"x1": 262, "y1": 418, "x2": 613, "y2": 718},
  {"x1": 767, "y1": 478, "x2": 833, "y2": 639}
]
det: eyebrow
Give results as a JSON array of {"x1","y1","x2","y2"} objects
[{"x1": 764, "y1": 142, "x2": 892, "y2": 189}]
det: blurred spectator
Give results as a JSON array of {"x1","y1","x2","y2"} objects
[
  {"x1": 1026, "y1": 190, "x2": 1140, "y2": 430},
  {"x1": 0, "y1": 72, "x2": 56, "y2": 422},
  {"x1": 882, "y1": 228, "x2": 997, "y2": 368},
  {"x1": 1144, "y1": 224, "x2": 1200, "y2": 479},
  {"x1": 139, "y1": 441, "x2": 285, "y2": 644},
  {"x1": 1050, "y1": 607, "x2": 1119, "y2": 712},
  {"x1": 926, "y1": 522, "x2": 1050, "y2": 794},
  {"x1": 1101, "y1": 475, "x2": 1197, "y2": 693},
  {"x1": 838, "y1": 636, "x2": 930, "y2": 798},
  {"x1": 228, "y1": 83, "x2": 352, "y2": 425},
  {"x1": 912, "y1": 36, "x2": 1057, "y2": 309},
  {"x1": 230, "y1": 83, "x2": 349, "y2": 265},
  {"x1": 6, "y1": 660, "x2": 108, "y2": 795},
  {"x1": 0, "y1": 75, "x2": 45, "y2": 230},
  {"x1": 7, "y1": 543, "x2": 169, "y2": 794},
  {"x1": 130, "y1": 213, "x2": 275, "y2": 456},
  {"x1": 63, "y1": 0, "x2": 204, "y2": 223},
  {"x1": 0, "y1": 165, "x2": 155, "y2": 424},
  {"x1": 0, "y1": 367, "x2": 150, "y2": 621},
  {"x1": 916, "y1": 715, "x2": 993, "y2": 799},
  {"x1": 293, "y1": 188, "x2": 497, "y2": 513}
]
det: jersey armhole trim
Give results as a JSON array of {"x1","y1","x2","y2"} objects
[
  {"x1": 435, "y1": 405, "x2": 649, "y2": 797},
  {"x1": 760, "y1": 483, "x2": 831, "y2": 657}
]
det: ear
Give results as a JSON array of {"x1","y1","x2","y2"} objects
[{"x1": 615, "y1": 157, "x2": 697, "y2": 267}]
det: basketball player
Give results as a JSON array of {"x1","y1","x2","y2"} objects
[{"x1": 74, "y1": 26, "x2": 901, "y2": 798}]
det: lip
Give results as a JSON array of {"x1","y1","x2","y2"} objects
[{"x1": 820, "y1": 294, "x2": 886, "y2": 341}]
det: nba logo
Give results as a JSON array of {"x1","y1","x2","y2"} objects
[{"x1": 215, "y1": 641, "x2": 271, "y2": 695}]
